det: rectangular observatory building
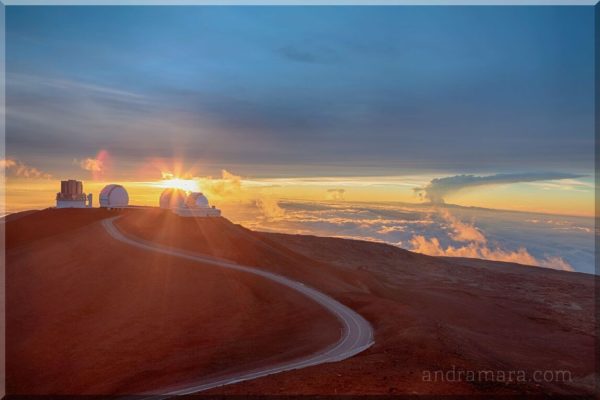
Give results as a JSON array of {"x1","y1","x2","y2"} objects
[{"x1": 56, "y1": 180, "x2": 92, "y2": 208}]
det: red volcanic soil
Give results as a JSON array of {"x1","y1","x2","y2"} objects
[
  {"x1": 6, "y1": 208, "x2": 338, "y2": 395},
  {"x1": 117, "y1": 210, "x2": 596, "y2": 396},
  {"x1": 6, "y1": 208, "x2": 596, "y2": 396},
  {"x1": 206, "y1": 233, "x2": 596, "y2": 396},
  {"x1": 113, "y1": 208, "x2": 379, "y2": 295}
]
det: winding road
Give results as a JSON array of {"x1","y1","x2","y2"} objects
[{"x1": 101, "y1": 217, "x2": 374, "y2": 396}]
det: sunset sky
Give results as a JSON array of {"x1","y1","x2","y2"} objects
[{"x1": 4, "y1": 6, "x2": 595, "y2": 219}]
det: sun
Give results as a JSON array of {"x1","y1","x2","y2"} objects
[{"x1": 159, "y1": 177, "x2": 199, "y2": 192}]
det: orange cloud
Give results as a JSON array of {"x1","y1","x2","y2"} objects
[
  {"x1": 197, "y1": 169, "x2": 243, "y2": 199},
  {"x1": 74, "y1": 150, "x2": 110, "y2": 180},
  {"x1": 256, "y1": 197, "x2": 285, "y2": 220},
  {"x1": 79, "y1": 158, "x2": 104, "y2": 172},
  {"x1": 0, "y1": 159, "x2": 17, "y2": 169},
  {"x1": 1, "y1": 158, "x2": 51, "y2": 179},
  {"x1": 439, "y1": 209, "x2": 486, "y2": 243},
  {"x1": 410, "y1": 235, "x2": 572, "y2": 271}
]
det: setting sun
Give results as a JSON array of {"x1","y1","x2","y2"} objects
[{"x1": 159, "y1": 177, "x2": 199, "y2": 193}]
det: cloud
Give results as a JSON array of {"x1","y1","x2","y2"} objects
[
  {"x1": 326, "y1": 188, "x2": 346, "y2": 200},
  {"x1": 525, "y1": 218, "x2": 593, "y2": 233},
  {"x1": 409, "y1": 235, "x2": 573, "y2": 271},
  {"x1": 247, "y1": 198, "x2": 574, "y2": 271},
  {"x1": 198, "y1": 169, "x2": 243, "y2": 199},
  {"x1": 73, "y1": 150, "x2": 110, "y2": 180},
  {"x1": 439, "y1": 209, "x2": 486, "y2": 243},
  {"x1": 0, "y1": 159, "x2": 17, "y2": 169},
  {"x1": 414, "y1": 172, "x2": 585, "y2": 204},
  {"x1": 527, "y1": 179, "x2": 593, "y2": 192},
  {"x1": 77, "y1": 158, "x2": 104, "y2": 172},
  {"x1": 7, "y1": 67, "x2": 593, "y2": 174},
  {"x1": 409, "y1": 208, "x2": 573, "y2": 271},
  {"x1": 9, "y1": 73, "x2": 146, "y2": 103},
  {"x1": 377, "y1": 225, "x2": 406, "y2": 234},
  {"x1": 1, "y1": 158, "x2": 51, "y2": 179},
  {"x1": 256, "y1": 198, "x2": 285, "y2": 220},
  {"x1": 214, "y1": 198, "x2": 591, "y2": 272}
]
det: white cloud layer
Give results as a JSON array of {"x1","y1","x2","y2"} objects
[{"x1": 224, "y1": 199, "x2": 593, "y2": 274}]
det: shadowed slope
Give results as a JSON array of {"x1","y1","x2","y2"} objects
[
  {"x1": 6, "y1": 209, "x2": 339, "y2": 394},
  {"x1": 115, "y1": 208, "x2": 383, "y2": 296},
  {"x1": 5, "y1": 208, "x2": 112, "y2": 249}
]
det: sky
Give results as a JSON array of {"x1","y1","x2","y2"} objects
[{"x1": 3, "y1": 6, "x2": 595, "y2": 272}]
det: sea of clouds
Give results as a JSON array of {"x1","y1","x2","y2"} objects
[{"x1": 222, "y1": 200, "x2": 594, "y2": 274}]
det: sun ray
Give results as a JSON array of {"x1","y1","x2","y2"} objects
[{"x1": 159, "y1": 177, "x2": 200, "y2": 193}]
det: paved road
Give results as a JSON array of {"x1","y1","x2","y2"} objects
[{"x1": 101, "y1": 217, "x2": 374, "y2": 396}]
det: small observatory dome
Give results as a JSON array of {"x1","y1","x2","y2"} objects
[
  {"x1": 99, "y1": 184, "x2": 129, "y2": 208},
  {"x1": 186, "y1": 192, "x2": 210, "y2": 208},
  {"x1": 159, "y1": 188, "x2": 187, "y2": 209}
]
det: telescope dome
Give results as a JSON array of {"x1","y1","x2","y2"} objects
[
  {"x1": 159, "y1": 188, "x2": 187, "y2": 209},
  {"x1": 186, "y1": 192, "x2": 210, "y2": 208},
  {"x1": 99, "y1": 184, "x2": 129, "y2": 208}
]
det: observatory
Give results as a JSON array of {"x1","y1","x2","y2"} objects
[
  {"x1": 159, "y1": 188, "x2": 221, "y2": 217},
  {"x1": 159, "y1": 188, "x2": 187, "y2": 209},
  {"x1": 175, "y1": 192, "x2": 221, "y2": 217},
  {"x1": 186, "y1": 192, "x2": 211, "y2": 209},
  {"x1": 99, "y1": 184, "x2": 129, "y2": 208},
  {"x1": 56, "y1": 180, "x2": 93, "y2": 208}
]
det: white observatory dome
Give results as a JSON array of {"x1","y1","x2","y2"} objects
[
  {"x1": 186, "y1": 192, "x2": 210, "y2": 208},
  {"x1": 159, "y1": 188, "x2": 187, "y2": 209},
  {"x1": 99, "y1": 184, "x2": 129, "y2": 208}
]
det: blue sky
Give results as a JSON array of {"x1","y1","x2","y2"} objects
[{"x1": 6, "y1": 6, "x2": 595, "y2": 176}]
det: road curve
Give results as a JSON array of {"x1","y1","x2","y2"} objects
[{"x1": 101, "y1": 217, "x2": 374, "y2": 396}]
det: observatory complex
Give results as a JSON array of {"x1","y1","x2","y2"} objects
[
  {"x1": 56, "y1": 180, "x2": 92, "y2": 208},
  {"x1": 55, "y1": 180, "x2": 130, "y2": 209},
  {"x1": 160, "y1": 188, "x2": 221, "y2": 217},
  {"x1": 54, "y1": 180, "x2": 218, "y2": 216}
]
